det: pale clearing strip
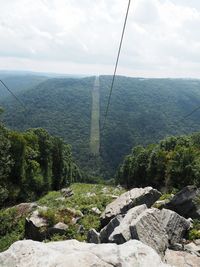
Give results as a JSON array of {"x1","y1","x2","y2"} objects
[{"x1": 90, "y1": 76, "x2": 100, "y2": 155}]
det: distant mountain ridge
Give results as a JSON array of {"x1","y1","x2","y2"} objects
[{"x1": 1, "y1": 75, "x2": 200, "y2": 176}]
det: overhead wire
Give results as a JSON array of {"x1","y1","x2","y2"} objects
[
  {"x1": 0, "y1": 79, "x2": 26, "y2": 110},
  {"x1": 101, "y1": 0, "x2": 132, "y2": 131}
]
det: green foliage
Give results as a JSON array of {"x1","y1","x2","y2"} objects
[
  {"x1": 2, "y1": 76, "x2": 200, "y2": 177},
  {"x1": 117, "y1": 133, "x2": 200, "y2": 190},
  {"x1": 0, "y1": 207, "x2": 25, "y2": 252},
  {"x1": 0, "y1": 122, "x2": 81, "y2": 206},
  {"x1": 188, "y1": 220, "x2": 200, "y2": 240},
  {"x1": 38, "y1": 183, "x2": 125, "y2": 243}
]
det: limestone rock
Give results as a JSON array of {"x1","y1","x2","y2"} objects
[
  {"x1": 25, "y1": 208, "x2": 48, "y2": 241},
  {"x1": 0, "y1": 239, "x2": 172, "y2": 267},
  {"x1": 161, "y1": 209, "x2": 190, "y2": 245},
  {"x1": 185, "y1": 242, "x2": 200, "y2": 256},
  {"x1": 165, "y1": 185, "x2": 200, "y2": 219},
  {"x1": 164, "y1": 249, "x2": 200, "y2": 267},
  {"x1": 91, "y1": 207, "x2": 101, "y2": 215},
  {"x1": 87, "y1": 228, "x2": 100, "y2": 244},
  {"x1": 109, "y1": 204, "x2": 147, "y2": 244},
  {"x1": 130, "y1": 208, "x2": 168, "y2": 255},
  {"x1": 100, "y1": 215, "x2": 123, "y2": 243},
  {"x1": 60, "y1": 187, "x2": 74, "y2": 198},
  {"x1": 101, "y1": 186, "x2": 161, "y2": 227},
  {"x1": 48, "y1": 222, "x2": 68, "y2": 236}
]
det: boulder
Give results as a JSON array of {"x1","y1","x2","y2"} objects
[
  {"x1": 109, "y1": 204, "x2": 147, "y2": 244},
  {"x1": 100, "y1": 215, "x2": 123, "y2": 243},
  {"x1": 164, "y1": 185, "x2": 200, "y2": 219},
  {"x1": 87, "y1": 228, "x2": 100, "y2": 244},
  {"x1": 101, "y1": 187, "x2": 161, "y2": 227},
  {"x1": 130, "y1": 208, "x2": 168, "y2": 255},
  {"x1": 0, "y1": 239, "x2": 172, "y2": 267},
  {"x1": 91, "y1": 207, "x2": 101, "y2": 215},
  {"x1": 164, "y1": 249, "x2": 200, "y2": 267},
  {"x1": 48, "y1": 222, "x2": 68, "y2": 236},
  {"x1": 161, "y1": 209, "x2": 190, "y2": 245},
  {"x1": 60, "y1": 187, "x2": 74, "y2": 198},
  {"x1": 25, "y1": 208, "x2": 48, "y2": 241},
  {"x1": 184, "y1": 242, "x2": 200, "y2": 256}
]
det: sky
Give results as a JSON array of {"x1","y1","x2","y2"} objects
[{"x1": 0, "y1": 0, "x2": 200, "y2": 78}]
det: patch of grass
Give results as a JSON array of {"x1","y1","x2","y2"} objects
[
  {"x1": 0, "y1": 183, "x2": 125, "y2": 249},
  {"x1": 0, "y1": 207, "x2": 26, "y2": 252}
]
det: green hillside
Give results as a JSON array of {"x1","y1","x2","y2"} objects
[
  {"x1": 100, "y1": 76, "x2": 200, "y2": 172},
  {"x1": 0, "y1": 74, "x2": 48, "y2": 99},
  {"x1": 1, "y1": 75, "x2": 200, "y2": 177}
]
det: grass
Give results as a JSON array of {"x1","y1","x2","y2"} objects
[
  {"x1": 90, "y1": 77, "x2": 100, "y2": 155},
  {"x1": 0, "y1": 183, "x2": 125, "y2": 251},
  {"x1": 0, "y1": 207, "x2": 26, "y2": 252}
]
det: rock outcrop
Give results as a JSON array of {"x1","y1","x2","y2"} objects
[
  {"x1": 165, "y1": 185, "x2": 200, "y2": 219},
  {"x1": 100, "y1": 186, "x2": 161, "y2": 226},
  {"x1": 130, "y1": 208, "x2": 168, "y2": 255},
  {"x1": 109, "y1": 204, "x2": 147, "y2": 244},
  {"x1": 164, "y1": 249, "x2": 200, "y2": 267},
  {"x1": 0, "y1": 239, "x2": 172, "y2": 267}
]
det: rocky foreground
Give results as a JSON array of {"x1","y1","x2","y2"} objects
[{"x1": 0, "y1": 185, "x2": 200, "y2": 266}]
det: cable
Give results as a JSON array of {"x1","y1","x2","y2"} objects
[
  {"x1": 101, "y1": 0, "x2": 132, "y2": 131},
  {"x1": 0, "y1": 79, "x2": 26, "y2": 110}
]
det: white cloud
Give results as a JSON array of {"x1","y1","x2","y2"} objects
[{"x1": 0, "y1": 0, "x2": 200, "y2": 77}]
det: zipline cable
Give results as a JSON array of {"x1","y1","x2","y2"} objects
[
  {"x1": 101, "y1": 0, "x2": 132, "y2": 131},
  {"x1": 0, "y1": 79, "x2": 26, "y2": 110}
]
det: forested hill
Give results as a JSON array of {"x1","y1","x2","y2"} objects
[
  {"x1": 0, "y1": 73, "x2": 48, "y2": 99},
  {"x1": 100, "y1": 76, "x2": 200, "y2": 172},
  {"x1": 1, "y1": 75, "x2": 200, "y2": 176}
]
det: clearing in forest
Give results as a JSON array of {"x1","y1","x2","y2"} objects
[{"x1": 90, "y1": 76, "x2": 100, "y2": 155}]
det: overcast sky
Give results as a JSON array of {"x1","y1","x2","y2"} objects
[{"x1": 0, "y1": 0, "x2": 200, "y2": 78}]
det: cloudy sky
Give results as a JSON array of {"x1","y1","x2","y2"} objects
[{"x1": 0, "y1": 0, "x2": 200, "y2": 78}]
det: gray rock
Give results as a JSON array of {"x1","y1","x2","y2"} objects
[
  {"x1": 101, "y1": 186, "x2": 161, "y2": 227},
  {"x1": 165, "y1": 185, "x2": 200, "y2": 219},
  {"x1": 161, "y1": 209, "x2": 190, "y2": 245},
  {"x1": 91, "y1": 207, "x2": 101, "y2": 215},
  {"x1": 25, "y1": 208, "x2": 48, "y2": 241},
  {"x1": 0, "y1": 239, "x2": 172, "y2": 267},
  {"x1": 100, "y1": 215, "x2": 123, "y2": 243},
  {"x1": 109, "y1": 204, "x2": 147, "y2": 244},
  {"x1": 87, "y1": 228, "x2": 100, "y2": 244},
  {"x1": 185, "y1": 242, "x2": 200, "y2": 256},
  {"x1": 60, "y1": 187, "x2": 74, "y2": 198},
  {"x1": 164, "y1": 248, "x2": 200, "y2": 267},
  {"x1": 130, "y1": 208, "x2": 168, "y2": 255}
]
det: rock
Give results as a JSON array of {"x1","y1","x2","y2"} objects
[
  {"x1": 185, "y1": 242, "x2": 200, "y2": 256},
  {"x1": 91, "y1": 207, "x2": 101, "y2": 215},
  {"x1": 161, "y1": 209, "x2": 190, "y2": 245},
  {"x1": 55, "y1": 197, "x2": 65, "y2": 201},
  {"x1": 86, "y1": 192, "x2": 96, "y2": 197},
  {"x1": 60, "y1": 187, "x2": 74, "y2": 198},
  {"x1": 130, "y1": 208, "x2": 168, "y2": 255},
  {"x1": 87, "y1": 228, "x2": 100, "y2": 244},
  {"x1": 15, "y1": 202, "x2": 37, "y2": 215},
  {"x1": 109, "y1": 204, "x2": 147, "y2": 244},
  {"x1": 100, "y1": 215, "x2": 123, "y2": 243},
  {"x1": 49, "y1": 222, "x2": 68, "y2": 235},
  {"x1": 101, "y1": 187, "x2": 161, "y2": 227},
  {"x1": 165, "y1": 185, "x2": 200, "y2": 219},
  {"x1": 164, "y1": 249, "x2": 200, "y2": 267},
  {"x1": 0, "y1": 239, "x2": 172, "y2": 267},
  {"x1": 25, "y1": 208, "x2": 48, "y2": 241}
]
